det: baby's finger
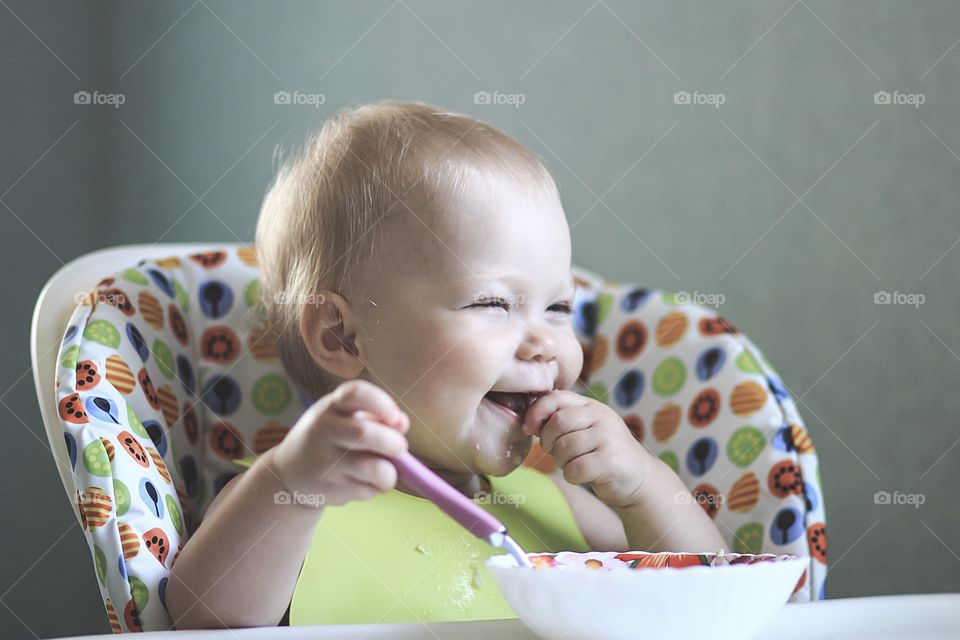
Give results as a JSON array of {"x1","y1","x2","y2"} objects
[
  {"x1": 547, "y1": 426, "x2": 598, "y2": 469},
  {"x1": 328, "y1": 380, "x2": 408, "y2": 431},
  {"x1": 333, "y1": 416, "x2": 409, "y2": 458},
  {"x1": 383, "y1": 405, "x2": 410, "y2": 432},
  {"x1": 522, "y1": 390, "x2": 588, "y2": 437},
  {"x1": 539, "y1": 404, "x2": 596, "y2": 453},
  {"x1": 343, "y1": 452, "x2": 399, "y2": 493}
]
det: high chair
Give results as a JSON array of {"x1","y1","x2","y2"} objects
[{"x1": 32, "y1": 243, "x2": 827, "y2": 632}]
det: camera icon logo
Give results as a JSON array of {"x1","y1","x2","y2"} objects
[
  {"x1": 674, "y1": 91, "x2": 691, "y2": 105},
  {"x1": 274, "y1": 91, "x2": 291, "y2": 105},
  {"x1": 74, "y1": 91, "x2": 91, "y2": 105},
  {"x1": 474, "y1": 91, "x2": 492, "y2": 105},
  {"x1": 874, "y1": 490, "x2": 891, "y2": 504},
  {"x1": 874, "y1": 291, "x2": 891, "y2": 304},
  {"x1": 874, "y1": 91, "x2": 891, "y2": 105}
]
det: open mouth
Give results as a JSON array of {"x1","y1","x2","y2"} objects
[{"x1": 483, "y1": 390, "x2": 547, "y2": 419}]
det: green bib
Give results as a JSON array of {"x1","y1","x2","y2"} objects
[{"x1": 232, "y1": 456, "x2": 589, "y2": 625}]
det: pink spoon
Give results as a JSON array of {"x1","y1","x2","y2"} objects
[{"x1": 391, "y1": 451, "x2": 534, "y2": 568}]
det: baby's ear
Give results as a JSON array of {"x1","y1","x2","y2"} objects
[{"x1": 300, "y1": 290, "x2": 365, "y2": 379}]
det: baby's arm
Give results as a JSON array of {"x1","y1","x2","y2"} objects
[
  {"x1": 166, "y1": 380, "x2": 410, "y2": 629},
  {"x1": 525, "y1": 391, "x2": 726, "y2": 553},
  {"x1": 550, "y1": 463, "x2": 725, "y2": 553},
  {"x1": 612, "y1": 457, "x2": 726, "y2": 552},
  {"x1": 165, "y1": 447, "x2": 323, "y2": 628}
]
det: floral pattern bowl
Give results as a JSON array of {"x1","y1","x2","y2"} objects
[{"x1": 486, "y1": 550, "x2": 806, "y2": 640}]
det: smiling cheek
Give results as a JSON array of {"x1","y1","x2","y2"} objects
[
  {"x1": 382, "y1": 322, "x2": 506, "y2": 449},
  {"x1": 366, "y1": 310, "x2": 579, "y2": 472},
  {"x1": 557, "y1": 329, "x2": 584, "y2": 390},
  {"x1": 415, "y1": 331, "x2": 508, "y2": 416}
]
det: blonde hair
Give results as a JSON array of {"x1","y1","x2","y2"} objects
[{"x1": 255, "y1": 100, "x2": 558, "y2": 399}]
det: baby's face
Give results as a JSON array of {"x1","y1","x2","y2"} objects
[{"x1": 354, "y1": 170, "x2": 582, "y2": 477}]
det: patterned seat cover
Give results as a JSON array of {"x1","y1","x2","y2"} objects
[{"x1": 51, "y1": 245, "x2": 826, "y2": 632}]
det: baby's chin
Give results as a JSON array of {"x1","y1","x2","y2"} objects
[
  {"x1": 470, "y1": 400, "x2": 535, "y2": 473},
  {"x1": 473, "y1": 435, "x2": 533, "y2": 477}
]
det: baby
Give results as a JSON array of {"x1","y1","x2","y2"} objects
[{"x1": 166, "y1": 100, "x2": 725, "y2": 628}]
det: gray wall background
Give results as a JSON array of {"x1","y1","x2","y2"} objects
[{"x1": 3, "y1": 1, "x2": 959, "y2": 637}]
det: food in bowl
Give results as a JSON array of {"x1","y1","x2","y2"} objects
[{"x1": 525, "y1": 549, "x2": 798, "y2": 570}]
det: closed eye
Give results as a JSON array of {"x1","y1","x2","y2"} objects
[
  {"x1": 467, "y1": 299, "x2": 573, "y2": 314},
  {"x1": 469, "y1": 297, "x2": 510, "y2": 310}
]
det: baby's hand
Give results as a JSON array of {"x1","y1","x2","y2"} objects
[
  {"x1": 521, "y1": 391, "x2": 653, "y2": 510},
  {"x1": 268, "y1": 380, "x2": 409, "y2": 509}
]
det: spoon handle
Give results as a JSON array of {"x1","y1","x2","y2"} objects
[{"x1": 391, "y1": 451, "x2": 503, "y2": 538}]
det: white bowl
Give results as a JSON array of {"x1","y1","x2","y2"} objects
[{"x1": 486, "y1": 550, "x2": 807, "y2": 640}]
